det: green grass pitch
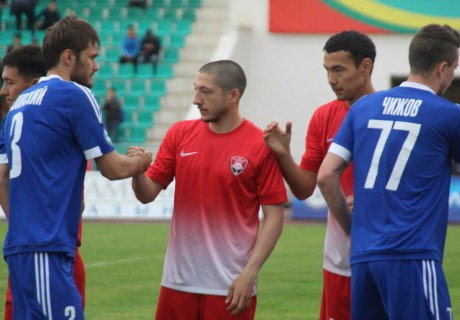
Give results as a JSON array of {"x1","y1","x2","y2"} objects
[{"x1": 0, "y1": 222, "x2": 458, "y2": 319}]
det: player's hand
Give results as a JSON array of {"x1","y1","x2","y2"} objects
[
  {"x1": 139, "y1": 151, "x2": 153, "y2": 172},
  {"x1": 126, "y1": 146, "x2": 145, "y2": 156},
  {"x1": 225, "y1": 271, "x2": 256, "y2": 316},
  {"x1": 263, "y1": 121, "x2": 293, "y2": 156}
]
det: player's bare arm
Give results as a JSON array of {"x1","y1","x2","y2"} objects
[
  {"x1": 132, "y1": 173, "x2": 163, "y2": 204},
  {"x1": 95, "y1": 149, "x2": 152, "y2": 180},
  {"x1": 264, "y1": 121, "x2": 317, "y2": 199},
  {"x1": 0, "y1": 163, "x2": 9, "y2": 218},
  {"x1": 226, "y1": 204, "x2": 284, "y2": 316},
  {"x1": 317, "y1": 152, "x2": 351, "y2": 235}
]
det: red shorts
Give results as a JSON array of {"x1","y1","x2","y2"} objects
[
  {"x1": 319, "y1": 269, "x2": 351, "y2": 320},
  {"x1": 155, "y1": 286, "x2": 257, "y2": 320},
  {"x1": 4, "y1": 249, "x2": 86, "y2": 320}
]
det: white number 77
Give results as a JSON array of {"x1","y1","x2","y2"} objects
[{"x1": 365, "y1": 120, "x2": 421, "y2": 191}]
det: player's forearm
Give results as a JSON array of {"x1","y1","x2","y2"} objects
[
  {"x1": 131, "y1": 173, "x2": 161, "y2": 204},
  {"x1": 97, "y1": 151, "x2": 151, "y2": 180},
  {"x1": 276, "y1": 153, "x2": 316, "y2": 200},
  {"x1": 242, "y1": 205, "x2": 284, "y2": 277},
  {"x1": 317, "y1": 166, "x2": 351, "y2": 235}
]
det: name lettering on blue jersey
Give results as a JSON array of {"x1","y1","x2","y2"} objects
[
  {"x1": 382, "y1": 97, "x2": 422, "y2": 117},
  {"x1": 11, "y1": 87, "x2": 48, "y2": 111}
]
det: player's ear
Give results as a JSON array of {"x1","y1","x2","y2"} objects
[
  {"x1": 62, "y1": 49, "x2": 76, "y2": 67},
  {"x1": 436, "y1": 60, "x2": 449, "y2": 77},
  {"x1": 31, "y1": 77, "x2": 40, "y2": 85},
  {"x1": 360, "y1": 58, "x2": 373, "y2": 74},
  {"x1": 229, "y1": 88, "x2": 240, "y2": 104}
]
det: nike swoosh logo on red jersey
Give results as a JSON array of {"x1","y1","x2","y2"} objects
[{"x1": 180, "y1": 151, "x2": 199, "y2": 157}]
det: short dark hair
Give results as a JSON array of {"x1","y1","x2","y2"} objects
[
  {"x1": 199, "y1": 60, "x2": 247, "y2": 98},
  {"x1": 1, "y1": 45, "x2": 46, "y2": 80},
  {"x1": 409, "y1": 24, "x2": 460, "y2": 77},
  {"x1": 42, "y1": 16, "x2": 100, "y2": 71},
  {"x1": 324, "y1": 30, "x2": 376, "y2": 69}
]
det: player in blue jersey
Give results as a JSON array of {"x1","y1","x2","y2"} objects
[
  {"x1": 0, "y1": 16, "x2": 152, "y2": 320},
  {"x1": 318, "y1": 23, "x2": 459, "y2": 320}
]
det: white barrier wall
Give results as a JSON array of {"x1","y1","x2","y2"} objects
[{"x1": 82, "y1": 172, "x2": 174, "y2": 220}]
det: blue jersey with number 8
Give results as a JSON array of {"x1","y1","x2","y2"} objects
[{"x1": 0, "y1": 75, "x2": 114, "y2": 258}]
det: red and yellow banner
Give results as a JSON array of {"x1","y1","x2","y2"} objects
[{"x1": 269, "y1": 0, "x2": 460, "y2": 33}]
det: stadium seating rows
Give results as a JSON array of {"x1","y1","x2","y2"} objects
[{"x1": 0, "y1": 0, "x2": 200, "y2": 148}]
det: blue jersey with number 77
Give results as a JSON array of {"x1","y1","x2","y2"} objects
[
  {"x1": 0, "y1": 75, "x2": 114, "y2": 258},
  {"x1": 329, "y1": 82, "x2": 460, "y2": 265}
]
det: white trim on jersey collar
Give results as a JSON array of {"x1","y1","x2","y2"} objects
[
  {"x1": 400, "y1": 81, "x2": 435, "y2": 94},
  {"x1": 38, "y1": 74, "x2": 63, "y2": 83}
]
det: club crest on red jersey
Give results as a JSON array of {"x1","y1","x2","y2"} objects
[{"x1": 230, "y1": 156, "x2": 248, "y2": 176}]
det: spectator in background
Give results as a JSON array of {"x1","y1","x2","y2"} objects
[
  {"x1": 128, "y1": 0, "x2": 147, "y2": 10},
  {"x1": 102, "y1": 87, "x2": 123, "y2": 143},
  {"x1": 36, "y1": 0, "x2": 61, "y2": 30},
  {"x1": 119, "y1": 24, "x2": 141, "y2": 72},
  {"x1": 137, "y1": 30, "x2": 161, "y2": 75},
  {"x1": 10, "y1": 0, "x2": 36, "y2": 32},
  {"x1": 6, "y1": 33, "x2": 22, "y2": 54}
]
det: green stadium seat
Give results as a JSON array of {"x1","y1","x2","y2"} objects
[
  {"x1": 98, "y1": 20, "x2": 119, "y2": 33},
  {"x1": 156, "y1": 63, "x2": 174, "y2": 78},
  {"x1": 151, "y1": 0, "x2": 168, "y2": 7},
  {"x1": 186, "y1": 0, "x2": 202, "y2": 7},
  {"x1": 96, "y1": 0, "x2": 114, "y2": 6},
  {"x1": 156, "y1": 19, "x2": 173, "y2": 36},
  {"x1": 148, "y1": 79, "x2": 167, "y2": 95},
  {"x1": 96, "y1": 64, "x2": 115, "y2": 79},
  {"x1": 163, "y1": 8, "x2": 178, "y2": 20},
  {"x1": 137, "y1": 110, "x2": 154, "y2": 127},
  {"x1": 129, "y1": 79, "x2": 148, "y2": 94},
  {"x1": 110, "y1": 33, "x2": 125, "y2": 46},
  {"x1": 168, "y1": 33, "x2": 186, "y2": 47},
  {"x1": 127, "y1": 125, "x2": 147, "y2": 143},
  {"x1": 175, "y1": 20, "x2": 192, "y2": 35},
  {"x1": 144, "y1": 7, "x2": 161, "y2": 20},
  {"x1": 162, "y1": 47, "x2": 180, "y2": 63},
  {"x1": 107, "y1": 7, "x2": 125, "y2": 20},
  {"x1": 137, "y1": 20, "x2": 154, "y2": 34},
  {"x1": 103, "y1": 47, "x2": 121, "y2": 63},
  {"x1": 126, "y1": 7, "x2": 145, "y2": 19},
  {"x1": 143, "y1": 93, "x2": 161, "y2": 111},
  {"x1": 136, "y1": 64, "x2": 155, "y2": 78},
  {"x1": 122, "y1": 93, "x2": 143, "y2": 110},
  {"x1": 92, "y1": 78, "x2": 109, "y2": 97},
  {"x1": 170, "y1": 0, "x2": 185, "y2": 7},
  {"x1": 181, "y1": 8, "x2": 197, "y2": 22},
  {"x1": 118, "y1": 64, "x2": 136, "y2": 78},
  {"x1": 87, "y1": 7, "x2": 107, "y2": 21},
  {"x1": 120, "y1": 109, "x2": 135, "y2": 126}
]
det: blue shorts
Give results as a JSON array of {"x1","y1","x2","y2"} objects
[
  {"x1": 6, "y1": 252, "x2": 84, "y2": 320},
  {"x1": 351, "y1": 260, "x2": 453, "y2": 320}
]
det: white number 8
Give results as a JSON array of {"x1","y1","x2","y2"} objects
[{"x1": 10, "y1": 112, "x2": 23, "y2": 179}]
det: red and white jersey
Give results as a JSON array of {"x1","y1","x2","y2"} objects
[
  {"x1": 300, "y1": 100, "x2": 353, "y2": 277},
  {"x1": 147, "y1": 119, "x2": 287, "y2": 295}
]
